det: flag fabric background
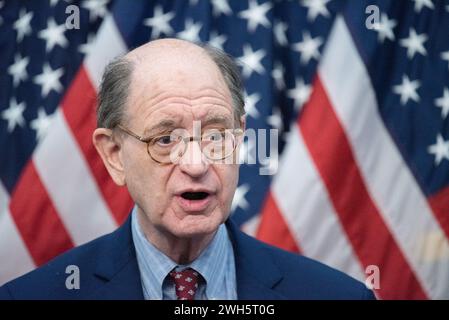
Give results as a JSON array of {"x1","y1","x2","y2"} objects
[{"x1": 1, "y1": 0, "x2": 449, "y2": 299}]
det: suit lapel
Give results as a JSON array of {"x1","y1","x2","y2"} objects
[
  {"x1": 89, "y1": 215, "x2": 144, "y2": 300},
  {"x1": 226, "y1": 219, "x2": 287, "y2": 300},
  {"x1": 86, "y1": 215, "x2": 285, "y2": 300}
]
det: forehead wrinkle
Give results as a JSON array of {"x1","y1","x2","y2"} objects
[
  {"x1": 131, "y1": 88, "x2": 233, "y2": 124},
  {"x1": 136, "y1": 86, "x2": 231, "y2": 110}
]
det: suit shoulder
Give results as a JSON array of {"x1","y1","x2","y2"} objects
[
  {"x1": 0, "y1": 231, "x2": 117, "y2": 300},
  {"x1": 250, "y1": 236, "x2": 375, "y2": 299}
]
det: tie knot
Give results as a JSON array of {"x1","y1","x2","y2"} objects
[{"x1": 169, "y1": 268, "x2": 200, "y2": 300}]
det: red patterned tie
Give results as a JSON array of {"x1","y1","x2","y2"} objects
[{"x1": 169, "y1": 268, "x2": 200, "y2": 300}]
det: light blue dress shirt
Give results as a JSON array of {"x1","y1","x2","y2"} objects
[{"x1": 131, "y1": 207, "x2": 237, "y2": 300}]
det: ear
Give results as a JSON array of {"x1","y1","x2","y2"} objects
[{"x1": 92, "y1": 128, "x2": 126, "y2": 186}]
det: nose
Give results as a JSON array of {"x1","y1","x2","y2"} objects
[{"x1": 178, "y1": 139, "x2": 209, "y2": 178}]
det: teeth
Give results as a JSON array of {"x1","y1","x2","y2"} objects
[{"x1": 181, "y1": 192, "x2": 209, "y2": 200}]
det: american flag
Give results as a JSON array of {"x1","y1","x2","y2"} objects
[{"x1": 1, "y1": 0, "x2": 449, "y2": 300}]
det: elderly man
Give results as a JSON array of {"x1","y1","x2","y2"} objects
[{"x1": 0, "y1": 39, "x2": 375, "y2": 300}]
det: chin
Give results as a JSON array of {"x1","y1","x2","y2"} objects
[{"x1": 169, "y1": 213, "x2": 224, "y2": 238}]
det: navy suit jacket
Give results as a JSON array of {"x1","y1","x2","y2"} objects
[{"x1": 0, "y1": 215, "x2": 375, "y2": 300}]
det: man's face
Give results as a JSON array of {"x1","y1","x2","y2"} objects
[{"x1": 119, "y1": 48, "x2": 241, "y2": 240}]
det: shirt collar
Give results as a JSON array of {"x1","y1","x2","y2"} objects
[{"x1": 131, "y1": 206, "x2": 232, "y2": 299}]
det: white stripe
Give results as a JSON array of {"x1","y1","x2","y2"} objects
[
  {"x1": 85, "y1": 15, "x2": 128, "y2": 88},
  {"x1": 319, "y1": 15, "x2": 449, "y2": 299},
  {"x1": 272, "y1": 125, "x2": 366, "y2": 282},
  {"x1": 0, "y1": 183, "x2": 35, "y2": 285},
  {"x1": 33, "y1": 110, "x2": 117, "y2": 245}
]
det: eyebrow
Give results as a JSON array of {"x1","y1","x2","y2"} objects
[
  {"x1": 143, "y1": 114, "x2": 234, "y2": 136},
  {"x1": 143, "y1": 120, "x2": 178, "y2": 136},
  {"x1": 201, "y1": 114, "x2": 234, "y2": 128}
]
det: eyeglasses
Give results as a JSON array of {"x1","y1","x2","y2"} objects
[{"x1": 116, "y1": 125, "x2": 243, "y2": 164}]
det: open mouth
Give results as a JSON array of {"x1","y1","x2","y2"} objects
[{"x1": 181, "y1": 192, "x2": 210, "y2": 201}]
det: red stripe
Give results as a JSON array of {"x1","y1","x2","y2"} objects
[
  {"x1": 428, "y1": 186, "x2": 449, "y2": 240},
  {"x1": 299, "y1": 76, "x2": 427, "y2": 299},
  {"x1": 60, "y1": 67, "x2": 133, "y2": 224},
  {"x1": 9, "y1": 162, "x2": 74, "y2": 266},
  {"x1": 256, "y1": 191, "x2": 301, "y2": 253}
]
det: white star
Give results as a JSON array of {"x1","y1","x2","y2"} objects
[
  {"x1": 244, "y1": 91, "x2": 261, "y2": 118},
  {"x1": 13, "y1": 9, "x2": 33, "y2": 42},
  {"x1": 30, "y1": 108, "x2": 54, "y2": 142},
  {"x1": 56, "y1": 0, "x2": 74, "y2": 5},
  {"x1": 238, "y1": 0, "x2": 272, "y2": 33},
  {"x1": 78, "y1": 33, "x2": 95, "y2": 55},
  {"x1": 272, "y1": 61, "x2": 285, "y2": 90},
  {"x1": 208, "y1": 31, "x2": 227, "y2": 51},
  {"x1": 301, "y1": 0, "x2": 330, "y2": 22},
  {"x1": 238, "y1": 45, "x2": 266, "y2": 78},
  {"x1": 274, "y1": 20, "x2": 288, "y2": 46},
  {"x1": 412, "y1": 0, "x2": 434, "y2": 12},
  {"x1": 189, "y1": 0, "x2": 199, "y2": 5},
  {"x1": 373, "y1": 13, "x2": 396, "y2": 43},
  {"x1": 288, "y1": 78, "x2": 312, "y2": 111},
  {"x1": 239, "y1": 139, "x2": 256, "y2": 164},
  {"x1": 1, "y1": 98, "x2": 26, "y2": 132},
  {"x1": 428, "y1": 134, "x2": 449, "y2": 166},
  {"x1": 231, "y1": 184, "x2": 250, "y2": 212},
  {"x1": 441, "y1": 51, "x2": 449, "y2": 71},
  {"x1": 211, "y1": 0, "x2": 232, "y2": 16},
  {"x1": 8, "y1": 54, "x2": 29, "y2": 87},
  {"x1": 267, "y1": 106, "x2": 283, "y2": 131},
  {"x1": 81, "y1": 0, "x2": 109, "y2": 22},
  {"x1": 33, "y1": 63, "x2": 64, "y2": 97},
  {"x1": 435, "y1": 87, "x2": 449, "y2": 119},
  {"x1": 177, "y1": 19, "x2": 202, "y2": 43},
  {"x1": 50, "y1": 0, "x2": 73, "y2": 6},
  {"x1": 143, "y1": 5, "x2": 174, "y2": 39},
  {"x1": 38, "y1": 18, "x2": 68, "y2": 52},
  {"x1": 393, "y1": 75, "x2": 420, "y2": 105},
  {"x1": 292, "y1": 32, "x2": 323, "y2": 65},
  {"x1": 399, "y1": 28, "x2": 427, "y2": 59}
]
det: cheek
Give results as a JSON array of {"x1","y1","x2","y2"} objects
[
  {"x1": 122, "y1": 148, "x2": 169, "y2": 207},
  {"x1": 216, "y1": 165, "x2": 239, "y2": 203}
]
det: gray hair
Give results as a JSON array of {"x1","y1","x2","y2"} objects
[
  {"x1": 96, "y1": 43, "x2": 245, "y2": 129},
  {"x1": 97, "y1": 56, "x2": 134, "y2": 129}
]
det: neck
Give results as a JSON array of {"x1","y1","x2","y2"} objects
[{"x1": 137, "y1": 210, "x2": 216, "y2": 264}]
